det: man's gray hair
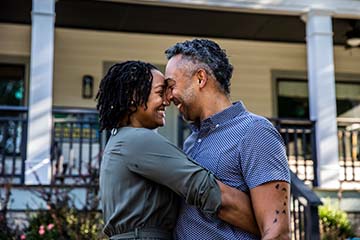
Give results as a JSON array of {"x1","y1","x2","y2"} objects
[{"x1": 165, "y1": 39, "x2": 233, "y2": 94}]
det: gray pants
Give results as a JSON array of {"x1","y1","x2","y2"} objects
[{"x1": 109, "y1": 228, "x2": 173, "y2": 240}]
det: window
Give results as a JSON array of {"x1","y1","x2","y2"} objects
[
  {"x1": 277, "y1": 78, "x2": 360, "y2": 119},
  {"x1": 0, "y1": 63, "x2": 25, "y2": 106},
  {"x1": 0, "y1": 63, "x2": 26, "y2": 156}
]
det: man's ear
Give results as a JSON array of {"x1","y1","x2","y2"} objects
[{"x1": 196, "y1": 69, "x2": 208, "y2": 88}]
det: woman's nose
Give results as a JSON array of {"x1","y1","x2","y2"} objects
[
  {"x1": 162, "y1": 99, "x2": 170, "y2": 106},
  {"x1": 164, "y1": 87, "x2": 173, "y2": 104}
]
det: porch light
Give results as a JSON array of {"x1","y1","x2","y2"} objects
[
  {"x1": 345, "y1": 20, "x2": 360, "y2": 48},
  {"x1": 82, "y1": 75, "x2": 94, "y2": 99}
]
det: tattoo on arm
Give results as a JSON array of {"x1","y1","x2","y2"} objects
[
  {"x1": 272, "y1": 183, "x2": 288, "y2": 224},
  {"x1": 262, "y1": 183, "x2": 290, "y2": 237}
]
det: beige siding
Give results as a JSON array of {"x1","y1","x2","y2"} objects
[
  {"x1": 0, "y1": 24, "x2": 30, "y2": 56},
  {"x1": 1, "y1": 23, "x2": 360, "y2": 117},
  {"x1": 53, "y1": 28, "x2": 190, "y2": 108},
  {"x1": 52, "y1": 28, "x2": 310, "y2": 115}
]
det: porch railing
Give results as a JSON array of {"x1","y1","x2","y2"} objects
[
  {"x1": 51, "y1": 107, "x2": 106, "y2": 185},
  {"x1": 270, "y1": 119, "x2": 317, "y2": 187},
  {"x1": 337, "y1": 118, "x2": 360, "y2": 183},
  {"x1": 290, "y1": 171, "x2": 322, "y2": 240},
  {"x1": 2, "y1": 107, "x2": 359, "y2": 187},
  {"x1": 0, "y1": 106, "x2": 28, "y2": 184}
]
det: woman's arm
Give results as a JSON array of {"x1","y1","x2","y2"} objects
[
  {"x1": 217, "y1": 181, "x2": 260, "y2": 236},
  {"x1": 126, "y1": 129, "x2": 260, "y2": 234}
]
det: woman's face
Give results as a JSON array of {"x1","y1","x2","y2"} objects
[{"x1": 131, "y1": 69, "x2": 168, "y2": 129}]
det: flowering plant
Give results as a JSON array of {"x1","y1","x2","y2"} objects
[{"x1": 20, "y1": 185, "x2": 105, "y2": 240}]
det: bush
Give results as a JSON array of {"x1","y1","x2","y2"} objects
[
  {"x1": 21, "y1": 182, "x2": 106, "y2": 240},
  {"x1": 24, "y1": 207, "x2": 105, "y2": 240},
  {"x1": 1, "y1": 171, "x2": 106, "y2": 239},
  {"x1": 319, "y1": 199, "x2": 355, "y2": 240}
]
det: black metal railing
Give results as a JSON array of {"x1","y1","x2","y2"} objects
[
  {"x1": 0, "y1": 106, "x2": 28, "y2": 184},
  {"x1": 270, "y1": 119, "x2": 317, "y2": 187},
  {"x1": 51, "y1": 107, "x2": 106, "y2": 185},
  {"x1": 5, "y1": 106, "x2": 359, "y2": 187},
  {"x1": 178, "y1": 117, "x2": 318, "y2": 186},
  {"x1": 290, "y1": 171, "x2": 322, "y2": 240},
  {"x1": 337, "y1": 118, "x2": 360, "y2": 183}
]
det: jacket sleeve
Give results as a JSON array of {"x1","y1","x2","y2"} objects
[{"x1": 125, "y1": 129, "x2": 221, "y2": 214}]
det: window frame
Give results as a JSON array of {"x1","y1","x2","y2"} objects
[
  {"x1": 271, "y1": 70, "x2": 360, "y2": 119},
  {"x1": 0, "y1": 55, "x2": 30, "y2": 107}
]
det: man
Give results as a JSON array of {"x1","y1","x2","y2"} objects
[{"x1": 164, "y1": 39, "x2": 291, "y2": 239}]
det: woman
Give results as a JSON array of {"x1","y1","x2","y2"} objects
[{"x1": 96, "y1": 61, "x2": 257, "y2": 239}]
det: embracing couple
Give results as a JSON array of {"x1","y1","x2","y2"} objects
[{"x1": 97, "y1": 39, "x2": 291, "y2": 240}]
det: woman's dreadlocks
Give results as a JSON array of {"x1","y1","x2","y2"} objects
[{"x1": 96, "y1": 60, "x2": 158, "y2": 131}]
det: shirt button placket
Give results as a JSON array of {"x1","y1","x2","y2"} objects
[{"x1": 191, "y1": 138, "x2": 202, "y2": 159}]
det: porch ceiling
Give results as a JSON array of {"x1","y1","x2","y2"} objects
[{"x1": 0, "y1": 0, "x2": 353, "y2": 46}]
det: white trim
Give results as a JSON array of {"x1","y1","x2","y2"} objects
[
  {"x1": 305, "y1": 12, "x2": 340, "y2": 188},
  {"x1": 100, "y1": 0, "x2": 360, "y2": 18},
  {"x1": 25, "y1": 0, "x2": 56, "y2": 185}
]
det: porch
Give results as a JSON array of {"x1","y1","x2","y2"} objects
[{"x1": 1, "y1": 105, "x2": 360, "y2": 239}]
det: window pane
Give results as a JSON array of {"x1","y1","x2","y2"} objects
[
  {"x1": 0, "y1": 64, "x2": 25, "y2": 106},
  {"x1": 336, "y1": 82, "x2": 360, "y2": 118},
  {"x1": 278, "y1": 79, "x2": 309, "y2": 119}
]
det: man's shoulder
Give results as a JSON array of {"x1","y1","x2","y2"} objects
[{"x1": 232, "y1": 110, "x2": 273, "y2": 132}]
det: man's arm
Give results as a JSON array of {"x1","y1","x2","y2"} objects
[
  {"x1": 216, "y1": 180, "x2": 261, "y2": 236},
  {"x1": 250, "y1": 181, "x2": 291, "y2": 239},
  {"x1": 236, "y1": 120, "x2": 291, "y2": 239}
]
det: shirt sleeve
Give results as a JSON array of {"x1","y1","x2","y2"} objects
[
  {"x1": 240, "y1": 119, "x2": 291, "y2": 189},
  {"x1": 124, "y1": 129, "x2": 221, "y2": 214}
]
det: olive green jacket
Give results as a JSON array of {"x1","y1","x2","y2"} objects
[{"x1": 100, "y1": 127, "x2": 221, "y2": 239}]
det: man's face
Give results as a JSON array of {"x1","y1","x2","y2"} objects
[{"x1": 165, "y1": 55, "x2": 198, "y2": 122}]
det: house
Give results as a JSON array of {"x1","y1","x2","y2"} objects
[{"x1": 1, "y1": 0, "x2": 360, "y2": 238}]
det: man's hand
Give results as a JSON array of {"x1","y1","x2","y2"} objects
[
  {"x1": 250, "y1": 181, "x2": 291, "y2": 240},
  {"x1": 216, "y1": 180, "x2": 261, "y2": 236}
]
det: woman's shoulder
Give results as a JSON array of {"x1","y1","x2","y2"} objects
[
  {"x1": 119, "y1": 127, "x2": 178, "y2": 155},
  {"x1": 125, "y1": 127, "x2": 159, "y2": 137},
  {"x1": 118, "y1": 127, "x2": 168, "y2": 144}
]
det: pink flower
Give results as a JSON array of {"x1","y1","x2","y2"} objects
[
  {"x1": 20, "y1": 234, "x2": 26, "y2": 240},
  {"x1": 47, "y1": 223, "x2": 55, "y2": 230},
  {"x1": 38, "y1": 225, "x2": 45, "y2": 235}
]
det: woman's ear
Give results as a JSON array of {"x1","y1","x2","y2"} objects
[{"x1": 129, "y1": 100, "x2": 137, "y2": 111}]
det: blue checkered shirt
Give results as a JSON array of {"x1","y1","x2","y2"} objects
[{"x1": 174, "y1": 101, "x2": 290, "y2": 240}]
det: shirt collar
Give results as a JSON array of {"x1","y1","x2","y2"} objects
[{"x1": 190, "y1": 101, "x2": 246, "y2": 131}]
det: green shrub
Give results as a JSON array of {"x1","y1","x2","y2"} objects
[
  {"x1": 21, "y1": 186, "x2": 106, "y2": 240},
  {"x1": 319, "y1": 199, "x2": 355, "y2": 240},
  {"x1": 23, "y1": 208, "x2": 105, "y2": 240}
]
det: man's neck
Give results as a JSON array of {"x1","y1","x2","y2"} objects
[{"x1": 199, "y1": 93, "x2": 232, "y2": 122}]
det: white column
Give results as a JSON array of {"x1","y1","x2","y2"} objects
[
  {"x1": 25, "y1": 0, "x2": 55, "y2": 184},
  {"x1": 305, "y1": 10, "x2": 340, "y2": 188}
]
